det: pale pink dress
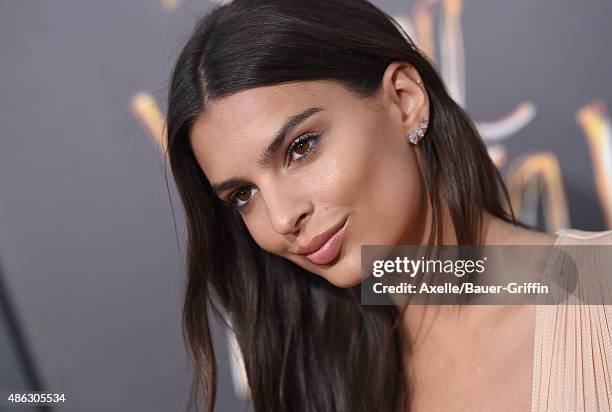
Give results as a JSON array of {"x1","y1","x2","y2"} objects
[{"x1": 531, "y1": 228, "x2": 612, "y2": 411}]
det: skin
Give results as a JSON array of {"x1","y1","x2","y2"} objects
[
  {"x1": 190, "y1": 61, "x2": 559, "y2": 411},
  {"x1": 403, "y1": 215, "x2": 557, "y2": 411},
  {"x1": 191, "y1": 62, "x2": 430, "y2": 289}
]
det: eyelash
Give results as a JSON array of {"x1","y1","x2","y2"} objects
[{"x1": 226, "y1": 132, "x2": 322, "y2": 210}]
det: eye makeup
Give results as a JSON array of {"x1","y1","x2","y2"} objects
[{"x1": 224, "y1": 131, "x2": 323, "y2": 210}]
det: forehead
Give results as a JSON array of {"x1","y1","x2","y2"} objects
[{"x1": 189, "y1": 80, "x2": 355, "y2": 184}]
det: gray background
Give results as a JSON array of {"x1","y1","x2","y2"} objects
[{"x1": 0, "y1": 0, "x2": 610, "y2": 411}]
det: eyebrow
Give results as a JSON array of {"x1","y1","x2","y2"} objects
[{"x1": 211, "y1": 106, "x2": 325, "y2": 197}]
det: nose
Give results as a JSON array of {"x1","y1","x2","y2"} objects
[{"x1": 263, "y1": 180, "x2": 312, "y2": 235}]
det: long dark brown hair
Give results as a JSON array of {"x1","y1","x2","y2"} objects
[{"x1": 164, "y1": 0, "x2": 528, "y2": 410}]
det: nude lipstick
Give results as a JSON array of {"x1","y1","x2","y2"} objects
[{"x1": 305, "y1": 218, "x2": 348, "y2": 265}]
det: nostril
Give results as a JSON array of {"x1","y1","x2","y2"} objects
[{"x1": 295, "y1": 213, "x2": 308, "y2": 229}]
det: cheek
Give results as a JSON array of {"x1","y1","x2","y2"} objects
[
  {"x1": 338, "y1": 133, "x2": 424, "y2": 243},
  {"x1": 335, "y1": 129, "x2": 416, "y2": 205}
]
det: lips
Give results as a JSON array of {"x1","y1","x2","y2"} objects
[{"x1": 297, "y1": 217, "x2": 348, "y2": 265}]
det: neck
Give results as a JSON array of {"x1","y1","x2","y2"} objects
[{"x1": 394, "y1": 206, "x2": 557, "y2": 347}]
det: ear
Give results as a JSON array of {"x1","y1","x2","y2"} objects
[{"x1": 380, "y1": 61, "x2": 430, "y2": 139}]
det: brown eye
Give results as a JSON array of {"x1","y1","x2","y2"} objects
[
  {"x1": 236, "y1": 189, "x2": 251, "y2": 201},
  {"x1": 287, "y1": 133, "x2": 321, "y2": 165},
  {"x1": 229, "y1": 186, "x2": 258, "y2": 210},
  {"x1": 293, "y1": 140, "x2": 310, "y2": 155}
]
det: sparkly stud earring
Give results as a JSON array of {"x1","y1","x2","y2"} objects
[{"x1": 408, "y1": 117, "x2": 429, "y2": 145}]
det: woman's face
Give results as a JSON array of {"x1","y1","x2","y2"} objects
[{"x1": 190, "y1": 63, "x2": 430, "y2": 288}]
